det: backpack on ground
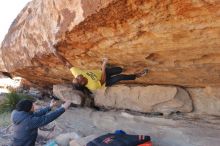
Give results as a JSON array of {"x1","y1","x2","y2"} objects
[{"x1": 86, "y1": 133, "x2": 152, "y2": 146}]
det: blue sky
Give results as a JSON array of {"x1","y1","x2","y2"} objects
[{"x1": 0, "y1": 0, "x2": 31, "y2": 44}]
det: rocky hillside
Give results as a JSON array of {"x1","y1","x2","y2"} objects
[{"x1": 1, "y1": 0, "x2": 220, "y2": 87}]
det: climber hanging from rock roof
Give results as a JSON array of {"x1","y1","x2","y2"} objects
[{"x1": 53, "y1": 49, "x2": 148, "y2": 93}]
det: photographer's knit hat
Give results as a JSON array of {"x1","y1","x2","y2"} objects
[{"x1": 16, "y1": 99, "x2": 33, "y2": 112}]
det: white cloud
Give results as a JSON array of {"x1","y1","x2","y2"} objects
[{"x1": 0, "y1": 0, "x2": 31, "y2": 44}]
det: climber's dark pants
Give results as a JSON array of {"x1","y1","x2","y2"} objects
[{"x1": 105, "y1": 67, "x2": 136, "y2": 86}]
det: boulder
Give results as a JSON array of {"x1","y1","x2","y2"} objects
[
  {"x1": 94, "y1": 85, "x2": 193, "y2": 115},
  {"x1": 28, "y1": 87, "x2": 43, "y2": 98},
  {"x1": 0, "y1": 0, "x2": 220, "y2": 88},
  {"x1": 187, "y1": 86, "x2": 220, "y2": 116},
  {"x1": 55, "y1": 132, "x2": 81, "y2": 146},
  {"x1": 53, "y1": 84, "x2": 85, "y2": 105},
  {"x1": 152, "y1": 87, "x2": 193, "y2": 115}
]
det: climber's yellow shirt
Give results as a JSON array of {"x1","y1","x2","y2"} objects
[{"x1": 70, "y1": 67, "x2": 102, "y2": 90}]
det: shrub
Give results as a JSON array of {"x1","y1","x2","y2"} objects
[{"x1": 0, "y1": 92, "x2": 34, "y2": 114}]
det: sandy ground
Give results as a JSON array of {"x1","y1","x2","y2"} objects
[{"x1": 0, "y1": 107, "x2": 220, "y2": 146}]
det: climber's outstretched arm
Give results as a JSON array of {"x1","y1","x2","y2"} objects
[
  {"x1": 100, "y1": 58, "x2": 108, "y2": 85},
  {"x1": 53, "y1": 49, "x2": 73, "y2": 68}
]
